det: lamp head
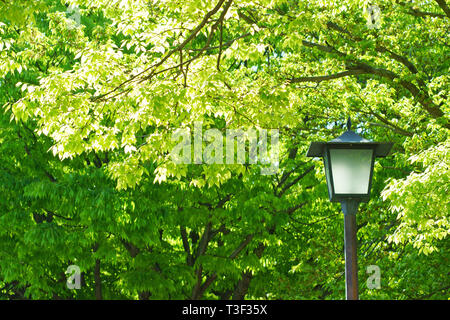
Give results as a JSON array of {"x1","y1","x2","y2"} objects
[{"x1": 307, "y1": 118, "x2": 393, "y2": 202}]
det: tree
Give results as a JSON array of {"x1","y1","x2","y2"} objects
[{"x1": 0, "y1": 0, "x2": 448, "y2": 299}]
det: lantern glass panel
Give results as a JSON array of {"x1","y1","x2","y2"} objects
[{"x1": 329, "y1": 148, "x2": 373, "y2": 194}]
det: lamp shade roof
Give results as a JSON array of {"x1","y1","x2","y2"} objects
[{"x1": 306, "y1": 119, "x2": 393, "y2": 158}]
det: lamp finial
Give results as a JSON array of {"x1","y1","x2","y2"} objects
[{"x1": 347, "y1": 117, "x2": 352, "y2": 131}]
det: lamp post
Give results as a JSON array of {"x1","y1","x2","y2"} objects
[{"x1": 306, "y1": 118, "x2": 393, "y2": 300}]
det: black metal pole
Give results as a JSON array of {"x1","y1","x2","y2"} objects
[{"x1": 341, "y1": 200, "x2": 359, "y2": 300}]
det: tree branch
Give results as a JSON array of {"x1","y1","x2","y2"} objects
[
  {"x1": 232, "y1": 271, "x2": 252, "y2": 300},
  {"x1": 301, "y1": 40, "x2": 346, "y2": 57},
  {"x1": 180, "y1": 226, "x2": 194, "y2": 266},
  {"x1": 435, "y1": 0, "x2": 450, "y2": 18},
  {"x1": 407, "y1": 7, "x2": 446, "y2": 18},
  {"x1": 231, "y1": 242, "x2": 265, "y2": 300},
  {"x1": 217, "y1": 15, "x2": 223, "y2": 70},
  {"x1": 285, "y1": 202, "x2": 307, "y2": 215},
  {"x1": 288, "y1": 69, "x2": 366, "y2": 83},
  {"x1": 276, "y1": 147, "x2": 299, "y2": 190},
  {"x1": 367, "y1": 120, "x2": 413, "y2": 137},
  {"x1": 322, "y1": 21, "x2": 447, "y2": 121},
  {"x1": 195, "y1": 222, "x2": 212, "y2": 259},
  {"x1": 92, "y1": 244, "x2": 102, "y2": 300},
  {"x1": 277, "y1": 165, "x2": 315, "y2": 197},
  {"x1": 326, "y1": 21, "x2": 420, "y2": 75},
  {"x1": 229, "y1": 234, "x2": 254, "y2": 260},
  {"x1": 92, "y1": 0, "x2": 230, "y2": 102},
  {"x1": 189, "y1": 32, "x2": 251, "y2": 52},
  {"x1": 191, "y1": 234, "x2": 255, "y2": 299},
  {"x1": 121, "y1": 239, "x2": 140, "y2": 258},
  {"x1": 94, "y1": 259, "x2": 102, "y2": 300},
  {"x1": 296, "y1": 38, "x2": 447, "y2": 124}
]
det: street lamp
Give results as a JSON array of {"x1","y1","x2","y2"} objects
[{"x1": 306, "y1": 117, "x2": 393, "y2": 300}]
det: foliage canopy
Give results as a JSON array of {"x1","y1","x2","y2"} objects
[{"x1": 0, "y1": 0, "x2": 448, "y2": 299}]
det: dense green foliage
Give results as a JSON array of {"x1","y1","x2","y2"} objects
[{"x1": 0, "y1": 0, "x2": 448, "y2": 299}]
